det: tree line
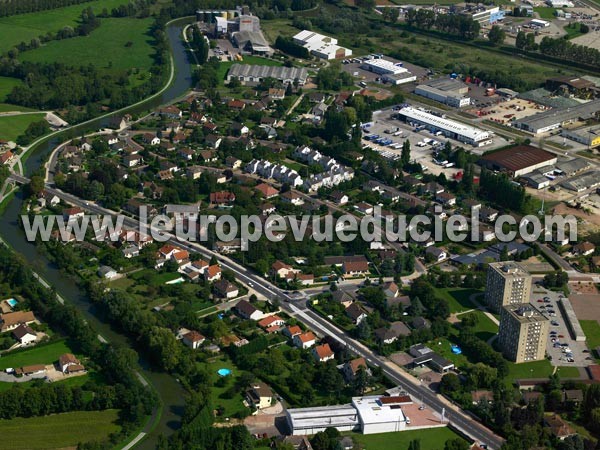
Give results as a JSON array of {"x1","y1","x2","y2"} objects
[{"x1": 406, "y1": 9, "x2": 481, "y2": 40}]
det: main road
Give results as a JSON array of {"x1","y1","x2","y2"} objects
[{"x1": 9, "y1": 173, "x2": 504, "y2": 449}]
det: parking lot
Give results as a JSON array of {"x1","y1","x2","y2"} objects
[
  {"x1": 530, "y1": 287, "x2": 591, "y2": 367},
  {"x1": 364, "y1": 108, "x2": 508, "y2": 174}
]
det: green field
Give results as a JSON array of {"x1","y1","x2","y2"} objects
[
  {"x1": 0, "y1": 340, "x2": 73, "y2": 370},
  {"x1": 534, "y1": 7, "x2": 557, "y2": 19},
  {"x1": 581, "y1": 320, "x2": 600, "y2": 351},
  {"x1": 435, "y1": 288, "x2": 481, "y2": 313},
  {"x1": 0, "y1": 409, "x2": 120, "y2": 449},
  {"x1": 506, "y1": 359, "x2": 580, "y2": 381},
  {"x1": 20, "y1": 18, "x2": 155, "y2": 74},
  {"x1": 0, "y1": 113, "x2": 46, "y2": 142},
  {"x1": 0, "y1": 0, "x2": 132, "y2": 54},
  {"x1": 0, "y1": 77, "x2": 22, "y2": 103},
  {"x1": 348, "y1": 427, "x2": 467, "y2": 449},
  {"x1": 0, "y1": 104, "x2": 37, "y2": 113},
  {"x1": 205, "y1": 357, "x2": 250, "y2": 419}
]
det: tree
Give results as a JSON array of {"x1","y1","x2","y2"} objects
[
  {"x1": 440, "y1": 373, "x2": 461, "y2": 395},
  {"x1": 28, "y1": 175, "x2": 45, "y2": 197},
  {"x1": 516, "y1": 31, "x2": 527, "y2": 50},
  {"x1": 444, "y1": 439, "x2": 469, "y2": 450},
  {"x1": 145, "y1": 326, "x2": 181, "y2": 371},
  {"x1": 382, "y1": 7, "x2": 400, "y2": 22},
  {"x1": 401, "y1": 140, "x2": 411, "y2": 167},
  {"x1": 488, "y1": 25, "x2": 506, "y2": 46},
  {"x1": 408, "y1": 440, "x2": 421, "y2": 450},
  {"x1": 353, "y1": 366, "x2": 370, "y2": 395}
]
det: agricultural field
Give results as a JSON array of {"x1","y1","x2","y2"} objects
[
  {"x1": 0, "y1": 340, "x2": 74, "y2": 370},
  {"x1": 0, "y1": 409, "x2": 121, "y2": 450},
  {"x1": 19, "y1": 18, "x2": 155, "y2": 76},
  {"x1": 0, "y1": 113, "x2": 46, "y2": 142},
  {"x1": 0, "y1": 0, "x2": 132, "y2": 54},
  {"x1": 348, "y1": 427, "x2": 468, "y2": 449}
]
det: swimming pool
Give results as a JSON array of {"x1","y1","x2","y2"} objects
[
  {"x1": 217, "y1": 368, "x2": 231, "y2": 377},
  {"x1": 6, "y1": 298, "x2": 17, "y2": 308}
]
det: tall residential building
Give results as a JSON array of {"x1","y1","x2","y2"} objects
[
  {"x1": 498, "y1": 304, "x2": 549, "y2": 363},
  {"x1": 484, "y1": 262, "x2": 532, "y2": 313}
]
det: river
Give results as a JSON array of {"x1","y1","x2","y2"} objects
[{"x1": 0, "y1": 21, "x2": 195, "y2": 449}]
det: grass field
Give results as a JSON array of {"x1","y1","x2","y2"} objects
[
  {"x1": 0, "y1": 104, "x2": 37, "y2": 113},
  {"x1": 581, "y1": 320, "x2": 600, "y2": 351},
  {"x1": 0, "y1": 409, "x2": 120, "y2": 449},
  {"x1": 20, "y1": 18, "x2": 155, "y2": 75},
  {"x1": 0, "y1": 0, "x2": 133, "y2": 54},
  {"x1": 506, "y1": 359, "x2": 580, "y2": 381},
  {"x1": 348, "y1": 427, "x2": 467, "y2": 449},
  {"x1": 205, "y1": 356, "x2": 250, "y2": 419},
  {"x1": 0, "y1": 340, "x2": 73, "y2": 370},
  {"x1": 0, "y1": 77, "x2": 22, "y2": 103},
  {"x1": 534, "y1": 7, "x2": 557, "y2": 19},
  {"x1": 0, "y1": 113, "x2": 46, "y2": 142},
  {"x1": 435, "y1": 288, "x2": 480, "y2": 313},
  {"x1": 564, "y1": 23, "x2": 586, "y2": 40}
]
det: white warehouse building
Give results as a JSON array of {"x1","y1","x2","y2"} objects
[
  {"x1": 397, "y1": 107, "x2": 491, "y2": 146},
  {"x1": 286, "y1": 395, "x2": 412, "y2": 436},
  {"x1": 293, "y1": 30, "x2": 352, "y2": 60},
  {"x1": 361, "y1": 59, "x2": 407, "y2": 75},
  {"x1": 414, "y1": 85, "x2": 471, "y2": 108}
]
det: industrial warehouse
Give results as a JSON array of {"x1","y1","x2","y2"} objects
[
  {"x1": 396, "y1": 107, "x2": 491, "y2": 146},
  {"x1": 414, "y1": 78, "x2": 471, "y2": 108},
  {"x1": 361, "y1": 59, "x2": 417, "y2": 85},
  {"x1": 478, "y1": 145, "x2": 558, "y2": 177},
  {"x1": 226, "y1": 64, "x2": 308, "y2": 86},
  {"x1": 286, "y1": 394, "x2": 429, "y2": 436},
  {"x1": 292, "y1": 30, "x2": 353, "y2": 60},
  {"x1": 514, "y1": 100, "x2": 600, "y2": 135},
  {"x1": 561, "y1": 125, "x2": 600, "y2": 148}
]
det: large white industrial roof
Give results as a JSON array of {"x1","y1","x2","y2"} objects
[
  {"x1": 287, "y1": 404, "x2": 359, "y2": 429},
  {"x1": 362, "y1": 59, "x2": 408, "y2": 75},
  {"x1": 352, "y1": 396, "x2": 406, "y2": 425},
  {"x1": 399, "y1": 107, "x2": 489, "y2": 141}
]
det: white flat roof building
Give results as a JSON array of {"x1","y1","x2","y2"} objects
[
  {"x1": 361, "y1": 59, "x2": 408, "y2": 75},
  {"x1": 286, "y1": 395, "x2": 412, "y2": 436},
  {"x1": 398, "y1": 107, "x2": 491, "y2": 145},
  {"x1": 292, "y1": 30, "x2": 352, "y2": 60}
]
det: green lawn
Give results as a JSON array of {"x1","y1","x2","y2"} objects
[
  {"x1": 470, "y1": 310, "x2": 498, "y2": 343},
  {"x1": 0, "y1": 77, "x2": 22, "y2": 103},
  {"x1": 0, "y1": 340, "x2": 73, "y2": 370},
  {"x1": 534, "y1": 7, "x2": 557, "y2": 19},
  {"x1": 205, "y1": 356, "x2": 250, "y2": 420},
  {"x1": 435, "y1": 288, "x2": 481, "y2": 313},
  {"x1": 564, "y1": 23, "x2": 585, "y2": 40},
  {"x1": 0, "y1": 0, "x2": 132, "y2": 54},
  {"x1": 20, "y1": 18, "x2": 155, "y2": 75},
  {"x1": 348, "y1": 427, "x2": 467, "y2": 449},
  {"x1": 506, "y1": 359, "x2": 580, "y2": 381},
  {"x1": 0, "y1": 113, "x2": 46, "y2": 141},
  {"x1": 581, "y1": 320, "x2": 600, "y2": 353},
  {"x1": 0, "y1": 409, "x2": 120, "y2": 449},
  {"x1": 0, "y1": 104, "x2": 37, "y2": 113}
]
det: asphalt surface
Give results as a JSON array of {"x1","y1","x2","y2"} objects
[{"x1": 8, "y1": 173, "x2": 504, "y2": 449}]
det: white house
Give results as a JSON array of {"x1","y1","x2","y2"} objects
[
  {"x1": 312, "y1": 343, "x2": 335, "y2": 363},
  {"x1": 293, "y1": 331, "x2": 316, "y2": 349},
  {"x1": 12, "y1": 324, "x2": 37, "y2": 346},
  {"x1": 183, "y1": 330, "x2": 206, "y2": 349}
]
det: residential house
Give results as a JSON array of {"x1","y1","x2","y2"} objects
[
  {"x1": 271, "y1": 260, "x2": 298, "y2": 279},
  {"x1": 98, "y1": 265, "x2": 118, "y2": 279},
  {"x1": 123, "y1": 154, "x2": 142, "y2": 168},
  {"x1": 330, "y1": 191, "x2": 349, "y2": 205},
  {"x1": 235, "y1": 300, "x2": 263, "y2": 320},
  {"x1": 225, "y1": 156, "x2": 242, "y2": 169},
  {"x1": 38, "y1": 191, "x2": 60, "y2": 209},
  {"x1": 342, "y1": 357, "x2": 369, "y2": 382},
  {"x1": 354, "y1": 202, "x2": 374, "y2": 215},
  {"x1": 471, "y1": 390, "x2": 494, "y2": 405},
  {"x1": 544, "y1": 415, "x2": 576, "y2": 440},
  {"x1": 425, "y1": 246, "x2": 447, "y2": 262},
  {"x1": 183, "y1": 331, "x2": 206, "y2": 349},
  {"x1": 436, "y1": 192, "x2": 456, "y2": 206},
  {"x1": 178, "y1": 148, "x2": 195, "y2": 161},
  {"x1": 293, "y1": 331, "x2": 316, "y2": 349},
  {"x1": 158, "y1": 105, "x2": 182, "y2": 119},
  {"x1": 283, "y1": 325, "x2": 302, "y2": 339},
  {"x1": 255, "y1": 183, "x2": 279, "y2": 199},
  {"x1": 205, "y1": 134, "x2": 222, "y2": 149},
  {"x1": 165, "y1": 204, "x2": 200, "y2": 222},
  {"x1": 259, "y1": 203, "x2": 276, "y2": 216},
  {"x1": 210, "y1": 191, "x2": 236, "y2": 205},
  {"x1": 231, "y1": 122, "x2": 250, "y2": 136},
  {"x1": 0, "y1": 151, "x2": 14, "y2": 165},
  {"x1": 331, "y1": 291, "x2": 353, "y2": 308},
  {"x1": 12, "y1": 324, "x2": 37, "y2": 345},
  {"x1": 213, "y1": 280, "x2": 239, "y2": 299},
  {"x1": 423, "y1": 182, "x2": 445, "y2": 195},
  {"x1": 479, "y1": 206, "x2": 499, "y2": 223},
  {"x1": 63, "y1": 207, "x2": 84, "y2": 223},
  {"x1": 204, "y1": 264, "x2": 222, "y2": 282},
  {"x1": 312, "y1": 343, "x2": 335, "y2": 363},
  {"x1": 375, "y1": 327, "x2": 398, "y2": 345},
  {"x1": 246, "y1": 381, "x2": 274, "y2": 410},
  {"x1": 228, "y1": 99, "x2": 246, "y2": 110},
  {"x1": 412, "y1": 316, "x2": 431, "y2": 330},
  {"x1": 573, "y1": 242, "x2": 595, "y2": 256},
  {"x1": 280, "y1": 191, "x2": 304, "y2": 206},
  {"x1": 341, "y1": 260, "x2": 369, "y2": 278},
  {"x1": 268, "y1": 88, "x2": 286, "y2": 100},
  {"x1": 382, "y1": 281, "x2": 400, "y2": 298},
  {"x1": 59, "y1": 353, "x2": 84, "y2": 374},
  {"x1": 258, "y1": 315, "x2": 286, "y2": 333},
  {"x1": 345, "y1": 303, "x2": 368, "y2": 325},
  {"x1": 295, "y1": 273, "x2": 314, "y2": 286},
  {"x1": 142, "y1": 133, "x2": 161, "y2": 146},
  {"x1": 199, "y1": 150, "x2": 217, "y2": 163}
]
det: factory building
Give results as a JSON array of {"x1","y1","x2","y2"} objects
[
  {"x1": 484, "y1": 262, "x2": 532, "y2": 314},
  {"x1": 415, "y1": 78, "x2": 471, "y2": 108},
  {"x1": 396, "y1": 107, "x2": 491, "y2": 146},
  {"x1": 454, "y1": 4, "x2": 505, "y2": 24},
  {"x1": 286, "y1": 395, "x2": 413, "y2": 436},
  {"x1": 226, "y1": 64, "x2": 308, "y2": 86},
  {"x1": 514, "y1": 100, "x2": 600, "y2": 134},
  {"x1": 478, "y1": 145, "x2": 558, "y2": 177},
  {"x1": 293, "y1": 30, "x2": 352, "y2": 60},
  {"x1": 498, "y1": 304, "x2": 549, "y2": 363},
  {"x1": 232, "y1": 30, "x2": 272, "y2": 55},
  {"x1": 561, "y1": 125, "x2": 600, "y2": 148},
  {"x1": 361, "y1": 59, "x2": 407, "y2": 75}
]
